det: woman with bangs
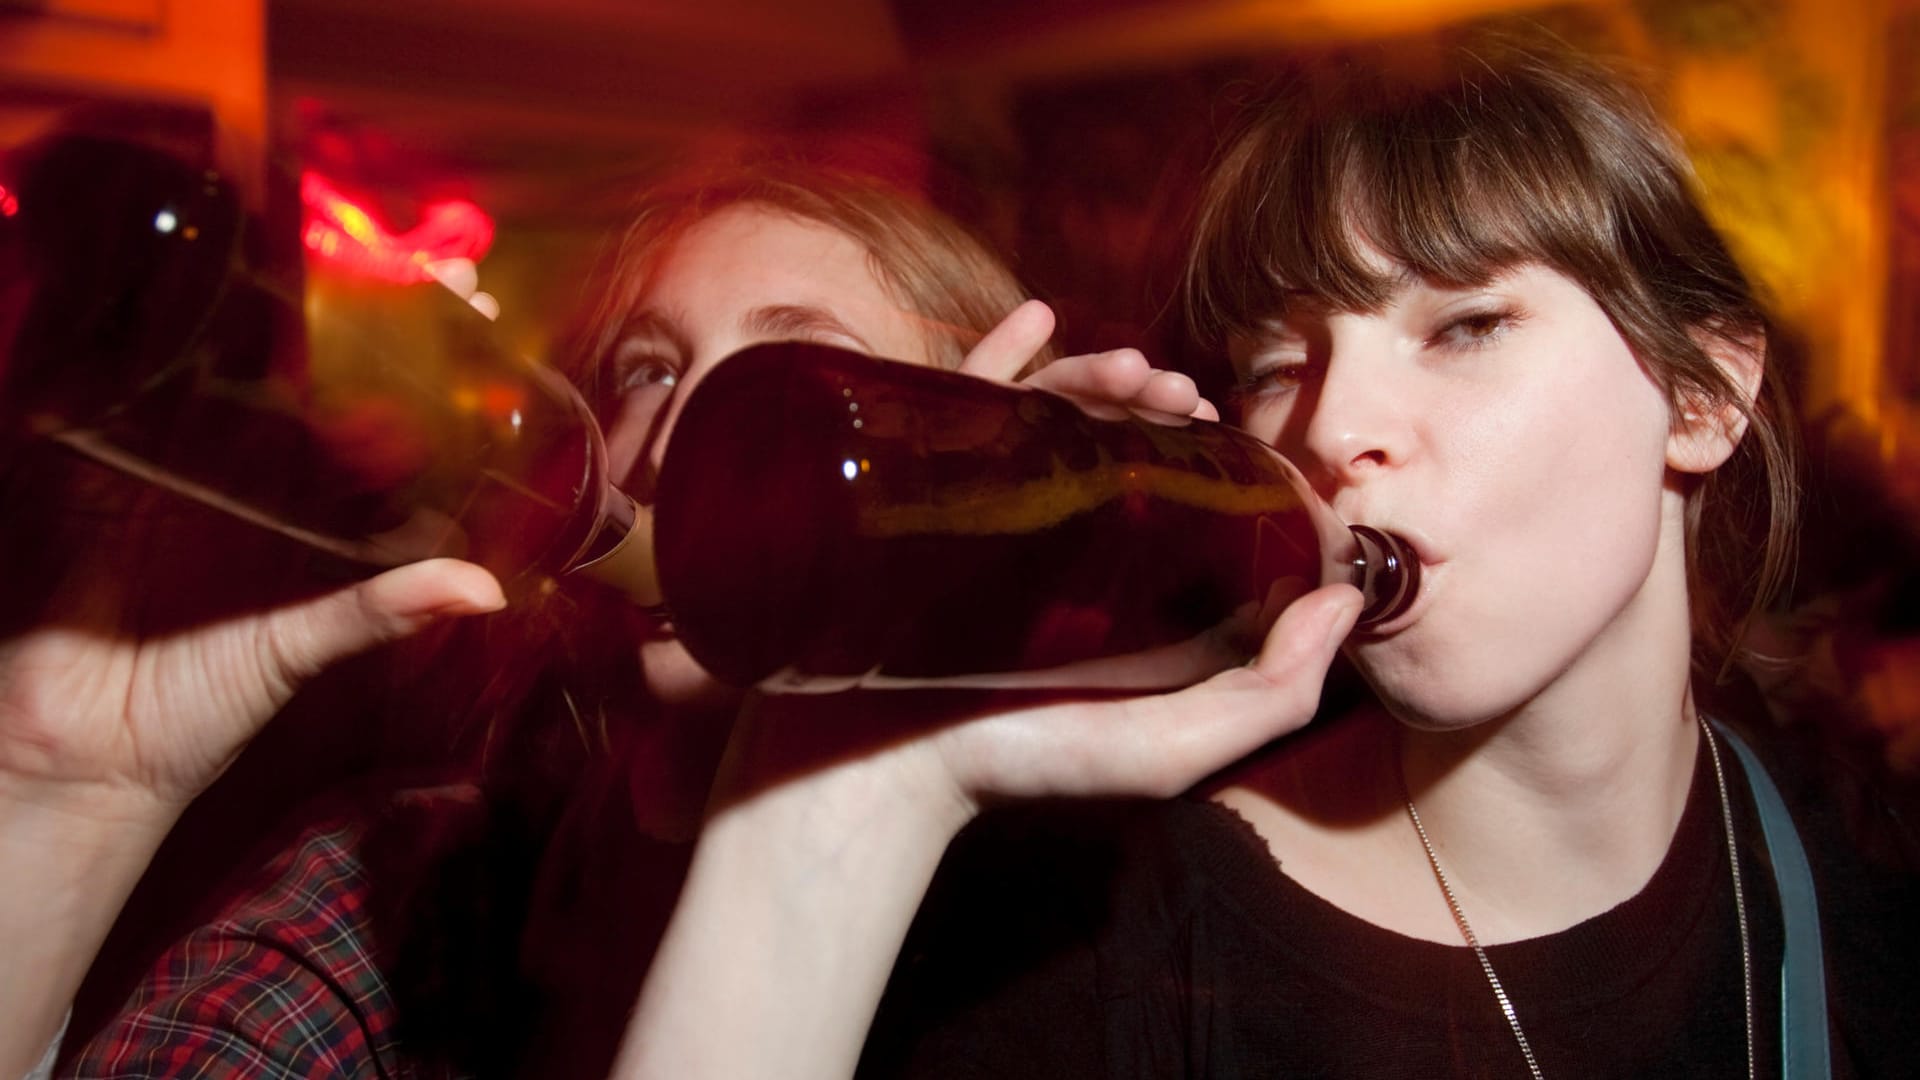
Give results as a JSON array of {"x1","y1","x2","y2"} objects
[{"x1": 621, "y1": 35, "x2": 1918, "y2": 1080}]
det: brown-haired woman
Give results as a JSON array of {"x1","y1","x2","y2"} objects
[{"x1": 622, "y1": 36, "x2": 1918, "y2": 1080}]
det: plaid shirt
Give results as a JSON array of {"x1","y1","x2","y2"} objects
[
  {"x1": 62, "y1": 759, "x2": 683, "y2": 1080},
  {"x1": 65, "y1": 803, "x2": 471, "y2": 1080}
]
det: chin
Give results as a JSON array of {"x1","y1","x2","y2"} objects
[
  {"x1": 1350, "y1": 641, "x2": 1534, "y2": 734},
  {"x1": 639, "y1": 637, "x2": 744, "y2": 711}
]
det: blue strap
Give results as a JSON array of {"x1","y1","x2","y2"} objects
[{"x1": 1708, "y1": 718, "x2": 1832, "y2": 1080}]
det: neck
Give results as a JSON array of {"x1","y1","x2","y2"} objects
[
  {"x1": 1215, "y1": 508, "x2": 1712, "y2": 944},
  {"x1": 1393, "y1": 507, "x2": 1707, "y2": 938},
  {"x1": 1394, "y1": 688, "x2": 1701, "y2": 943}
]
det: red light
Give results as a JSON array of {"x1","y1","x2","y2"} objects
[
  {"x1": 300, "y1": 170, "x2": 493, "y2": 283},
  {"x1": 0, "y1": 183, "x2": 16, "y2": 217},
  {"x1": 479, "y1": 382, "x2": 524, "y2": 418}
]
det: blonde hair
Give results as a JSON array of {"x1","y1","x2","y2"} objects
[{"x1": 566, "y1": 158, "x2": 1046, "y2": 410}]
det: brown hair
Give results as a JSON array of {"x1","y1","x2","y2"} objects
[
  {"x1": 1183, "y1": 33, "x2": 1801, "y2": 676},
  {"x1": 565, "y1": 158, "x2": 1046, "y2": 411}
]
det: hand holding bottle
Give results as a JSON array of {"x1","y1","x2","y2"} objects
[
  {"x1": 0, "y1": 468, "x2": 502, "y2": 1077},
  {"x1": 619, "y1": 308, "x2": 1362, "y2": 1080},
  {"x1": 700, "y1": 298, "x2": 1360, "y2": 800},
  {"x1": 0, "y1": 556, "x2": 503, "y2": 818},
  {"x1": 959, "y1": 298, "x2": 1221, "y2": 422},
  {"x1": 649, "y1": 324, "x2": 1410, "y2": 693}
]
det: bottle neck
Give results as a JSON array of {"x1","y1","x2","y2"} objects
[
  {"x1": 574, "y1": 488, "x2": 665, "y2": 609},
  {"x1": 1349, "y1": 524, "x2": 1420, "y2": 627}
]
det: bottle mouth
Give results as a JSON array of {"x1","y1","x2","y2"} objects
[{"x1": 1348, "y1": 524, "x2": 1421, "y2": 628}]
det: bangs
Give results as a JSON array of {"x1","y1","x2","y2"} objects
[{"x1": 1186, "y1": 51, "x2": 1639, "y2": 344}]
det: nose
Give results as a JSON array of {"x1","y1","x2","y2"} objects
[
  {"x1": 1292, "y1": 340, "x2": 1408, "y2": 494},
  {"x1": 604, "y1": 380, "x2": 679, "y2": 497},
  {"x1": 644, "y1": 391, "x2": 688, "y2": 474},
  {"x1": 637, "y1": 348, "x2": 745, "y2": 495}
]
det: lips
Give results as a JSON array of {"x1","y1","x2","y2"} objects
[
  {"x1": 1349, "y1": 527, "x2": 1438, "y2": 638},
  {"x1": 1350, "y1": 525, "x2": 1421, "y2": 626}
]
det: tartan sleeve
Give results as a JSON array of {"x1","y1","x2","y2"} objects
[{"x1": 62, "y1": 822, "x2": 405, "y2": 1080}]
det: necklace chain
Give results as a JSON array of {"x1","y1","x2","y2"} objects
[
  {"x1": 1702, "y1": 719, "x2": 1758, "y2": 1080},
  {"x1": 1402, "y1": 718, "x2": 1754, "y2": 1080},
  {"x1": 1404, "y1": 789, "x2": 1545, "y2": 1078}
]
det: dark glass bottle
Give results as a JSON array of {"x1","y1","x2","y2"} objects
[
  {"x1": 2, "y1": 127, "x2": 1415, "y2": 694},
  {"x1": 0, "y1": 127, "x2": 640, "y2": 598},
  {"x1": 651, "y1": 342, "x2": 1417, "y2": 692}
]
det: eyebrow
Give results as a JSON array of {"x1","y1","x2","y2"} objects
[
  {"x1": 742, "y1": 304, "x2": 873, "y2": 353},
  {"x1": 617, "y1": 311, "x2": 693, "y2": 358}
]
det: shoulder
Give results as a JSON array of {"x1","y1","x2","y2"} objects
[
  {"x1": 1714, "y1": 711, "x2": 1920, "y2": 876},
  {"x1": 66, "y1": 815, "x2": 401, "y2": 1078},
  {"x1": 1715, "y1": 711, "x2": 1920, "y2": 1066},
  {"x1": 934, "y1": 796, "x2": 1264, "y2": 902},
  {"x1": 65, "y1": 782, "x2": 491, "y2": 1079},
  {"x1": 1204, "y1": 708, "x2": 1410, "y2": 899}
]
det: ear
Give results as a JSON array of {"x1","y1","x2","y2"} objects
[{"x1": 1666, "y1": 330, "x2": 1765, "y2": 475}]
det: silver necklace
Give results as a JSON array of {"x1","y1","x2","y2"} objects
[{"x1": 1402, "y1": 718, "x2": 1754, "y2": 1080}]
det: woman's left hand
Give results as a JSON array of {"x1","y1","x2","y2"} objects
[
  {"x1": 960, "y1": 299, "x2": 1221, "y2": 421},
  {"x1": 618, "y1": 299, "x2": 1324, "y2": 1080}
]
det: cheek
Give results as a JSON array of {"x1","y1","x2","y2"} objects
[
  {"x1": 1424, "y1": 369, "x2": 1662, "y2": 566},
  {"x1": 1434, "y1": 373, "x2": 1671, "y2": 654},
  {"x1": 1348, "y1": 347, "x2": 1676, "y2": 723},
  {"x1": 1232, "y1": 397, "x2": 1298, "y2": 452},
  {"x1": 1462, "y1": 359, "x2": 1671, "y2": 539}
]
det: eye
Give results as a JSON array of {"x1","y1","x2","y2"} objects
[
  {"x1": 1237, "y1": 362, "x2": 1312, "y2": 397},
  {"x1": 1429, "y1": 307, "x2": 1519, "y2": 351},
  {"x1": 609, "y1": 339, "x2": 683, "y2": 395},
  {"x1": 1230, "y1": 348, "x2": 1321, "y2": 408}
]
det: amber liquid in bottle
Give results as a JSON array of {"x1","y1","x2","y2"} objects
[
  {"x1": 653, "y1": 343, "x2": 1417, "y2": 692},
  {"x1": 0, "y1": 130, "x2": 634, "y2": 596},
  {"x1": 4, "y1": 129, "x2": 1413, "y2": 685}
]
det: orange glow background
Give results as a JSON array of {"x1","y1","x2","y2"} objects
[{"x1": 4, "y1": 0, "x2": 1918, "y2": 766}]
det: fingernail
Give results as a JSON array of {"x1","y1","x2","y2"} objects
[{"x1": 431, "y1": 588, "x2": 507, "y2": 619}]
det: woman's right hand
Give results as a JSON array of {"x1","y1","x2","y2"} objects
[
  {"x1": 622, "y1": 581, "x2": 1356, "y2": 1080},
  {"x1": 713, "y1": 578, "x2": 1358, "y2": 811},
  {"x1": 620, "y1": 302, "x2": 1361, "y2": 1079},
  {"x1": 0, "y1": 475, "x2": 502, "y2": 1076},
  {"x1": 0, "y1": 553, "x2": 503, "y2": 822}
]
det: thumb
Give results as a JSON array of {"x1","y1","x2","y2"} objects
[
  {"x1": 1248, "y1": 583, "x2": 1362, "y2": 683},
  {"x1": 261, "y1": 558, "x2": 505, "y2": 689}
]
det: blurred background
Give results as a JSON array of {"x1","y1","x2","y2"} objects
[
  {"x1": 3, "y1": 0, "x2": 1918, "y2": 757},
  {"x1": 5, "y1": 0, "x2": 1915, "y2": 763},
  {"x1": 4, "y1": 0, "x2": 1918, "y2": 1055}
]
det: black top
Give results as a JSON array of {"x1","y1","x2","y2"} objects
[{"x1": 860, "y1": 725, "x2": 1920, "y2": 1079}]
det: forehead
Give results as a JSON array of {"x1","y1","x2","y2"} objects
[
  {"x1": 643, "y1": 204, "x2": 880, "y2": 308},
  {"x1": 628, "y1": 201, "x2": 935, "y2": 365}
]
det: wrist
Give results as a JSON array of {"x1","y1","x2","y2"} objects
[
  {"x1": 623, "y1": 746, "x2": 973, "y2": 1080},
  {"x1": 709, "y1": 730, "x2": 979, "y2": 853},
  {"x1": 0, "y1": 777, "x2": 177, "y2": 925},
  {"x1": 0, "y1": 778, "x2": 178, "y2": 1080},
  {"x1": 706, "y1": 691, "x2": 985, "y2": 839},
  {"x1": 0, "y1": 768, "x2": 183, "y2": 845}
]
